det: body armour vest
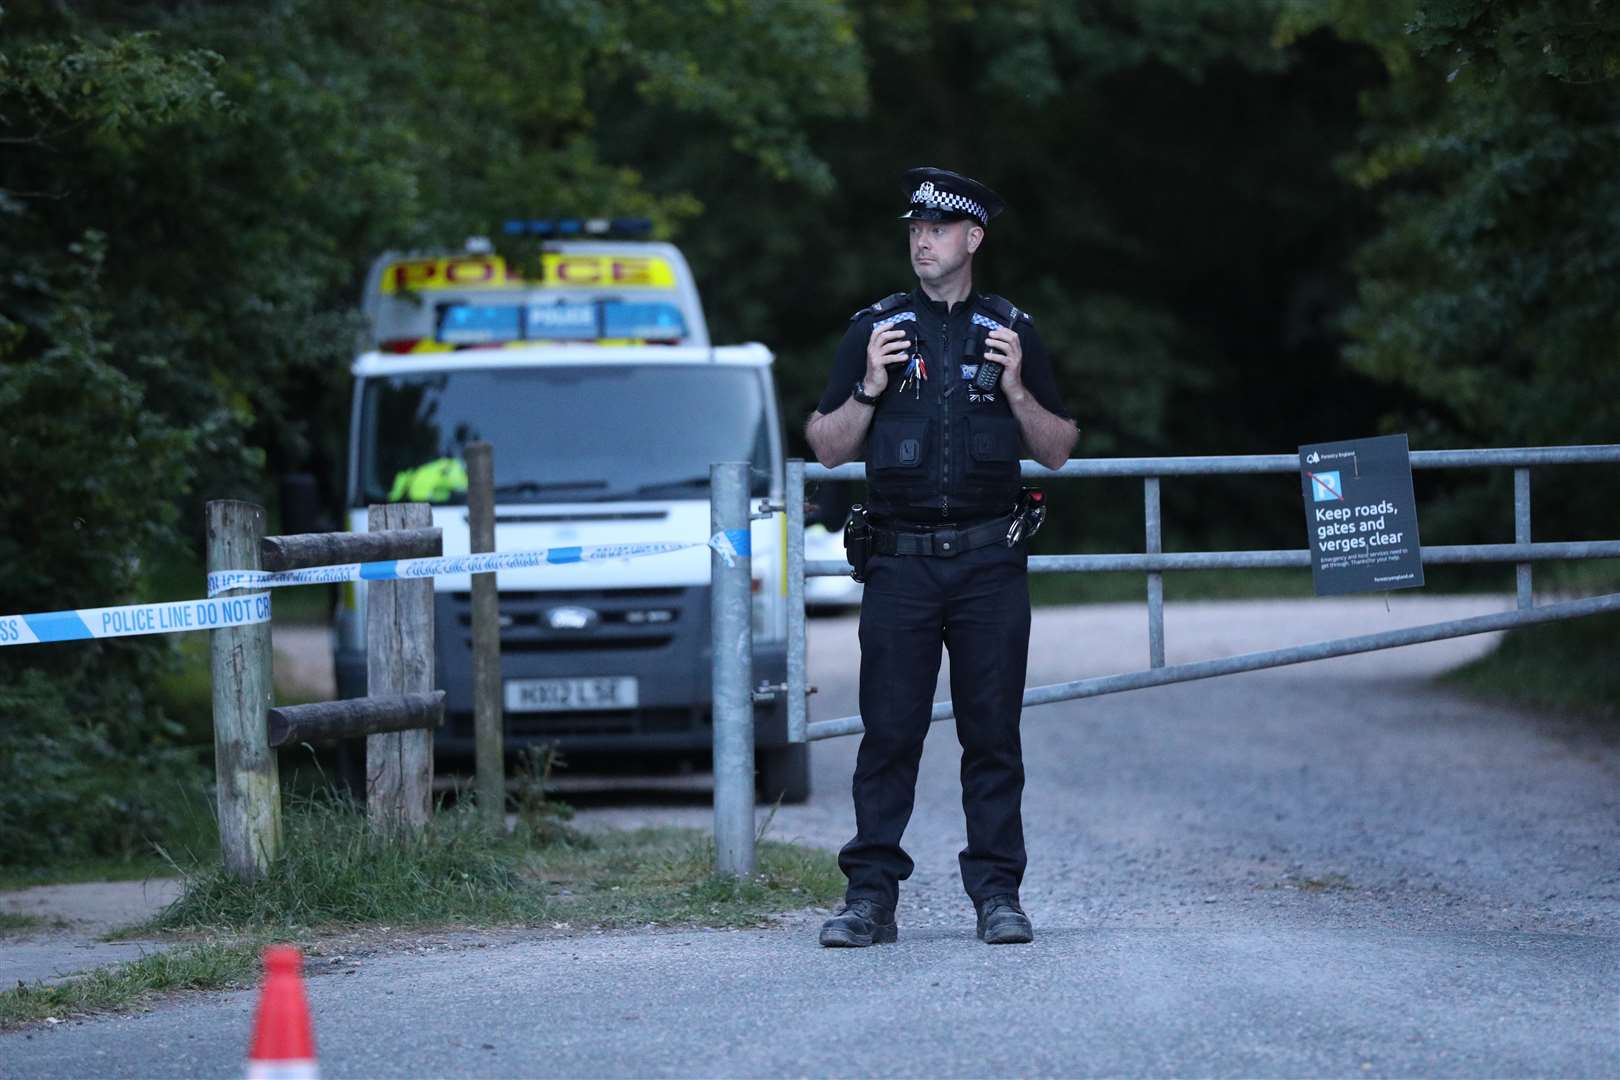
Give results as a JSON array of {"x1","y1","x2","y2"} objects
[{"x1": 854, "y1": 290, "x2": 1029, "y2": 524}]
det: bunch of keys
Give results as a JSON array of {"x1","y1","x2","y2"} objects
[
  {"x1": 887, "y1": 323, "x2": 926, "y2": 397},
  {"x1": 898, "y1": 349, "x2": 927, "y2": 397}
]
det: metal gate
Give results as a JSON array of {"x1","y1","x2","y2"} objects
[{"x1": 707, "y1": 445, "x2": 1620, "y2": 872}]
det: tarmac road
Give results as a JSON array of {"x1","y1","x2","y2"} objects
[{"x1": 3, "y1": 596, "x2": 1616, "y2": 1078}]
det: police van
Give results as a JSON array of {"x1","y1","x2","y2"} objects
[{"x1": 332, "y1": 223, "x2": 807, "y2": 801}]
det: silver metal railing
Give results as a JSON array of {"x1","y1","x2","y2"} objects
[
  {"x1": 787, "y1": 445, "x2": 1620, "y2": 742},
  {"x1": 706, "y1": 445, "x2": 1619, "y2": 873}
]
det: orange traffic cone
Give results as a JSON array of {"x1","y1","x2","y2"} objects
[{"x1": 246, "y1": 945, "x2": 318, "y2": 1080}]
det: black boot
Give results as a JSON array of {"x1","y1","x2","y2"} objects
[
  {"x1": 975, "y1": 894, "x2": 1033, "y2": 944},
  {"x1": 819, "y1": 898, "x2": 898, "y2": 947}
]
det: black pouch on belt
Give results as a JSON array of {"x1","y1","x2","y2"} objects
[{"x1": 843, "y1": 504, "x2": 873, "y2": 582}]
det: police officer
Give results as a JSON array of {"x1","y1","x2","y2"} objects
[{"x1": 806, "y1": 168, "x2": 1077, "y2": 947}]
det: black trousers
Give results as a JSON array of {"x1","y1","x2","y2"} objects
[{"x1": 838, "y1": 539, "x2": 1032, "y2": 910}]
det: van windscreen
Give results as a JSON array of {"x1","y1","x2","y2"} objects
[{"x1": 357, "y1": 365, "x2": 770, "y2": 505}]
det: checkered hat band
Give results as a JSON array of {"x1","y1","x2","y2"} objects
[
  {"x1": 875, "y1": 311, "x2": 917, "y2": 329},
  {"x1": 911, "y1": 187, "x2": 987, "y2": 224}
]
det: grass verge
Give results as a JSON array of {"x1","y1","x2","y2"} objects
[
  {"x1": 154, "y1": 798, "x2": 841, "y2": 933},
  {"x1": 1, "y1": 795, "x2": 841, "y2": 1029},
  {"x1": 1444, "y1": 609, "x2": 1620, "y2": 718},
  {"x1": 0, "y1": 940, "x2": 264, "y2": 1030},
  {"x1": 153, "y1": 796, "x2": 548, "y2": 931}
]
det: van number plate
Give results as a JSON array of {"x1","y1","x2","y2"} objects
[{"x1": 504, "y1": 677, "x2": 639, "y2": 713}]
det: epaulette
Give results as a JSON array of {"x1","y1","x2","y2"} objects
[
  {"x1": 979, "y1": 294, "x2": 1033, "y2": 326},
  {"x1": 849, "y1": 292, "x2": 911, "y2": 323}
]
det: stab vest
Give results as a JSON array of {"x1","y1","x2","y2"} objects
[{"x1": 852, "y1": 291, "x2": 1031, "y2": 524}]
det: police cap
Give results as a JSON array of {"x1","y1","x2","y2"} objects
[{"x1": 898, "y1": 167, "x2": 1005, "y2": 228}]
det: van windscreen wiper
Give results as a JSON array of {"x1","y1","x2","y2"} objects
[{"x1": 493, "y1": 480, "x2": 610, "y2": 497}]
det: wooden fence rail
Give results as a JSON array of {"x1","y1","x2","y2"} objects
[
  {"x1": 261, "y1": 528, "x2": 443, "y2": 571},
  {"x1": 267, "y1": 691, "x2": 446, "y2": 748},
  {"x1": 207, "y1": 499, "x2": 443, "y2": 879}
]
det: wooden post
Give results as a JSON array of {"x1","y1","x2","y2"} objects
[
  {"x1": 207, "y1": 500, "x2": 281, "y2": 879},
  {"x1": 466, "y1": 442, "x2": 505, "y2": 830},
  {"x1": 366, "y1": 503, "x2": 436, "y2": 833}
]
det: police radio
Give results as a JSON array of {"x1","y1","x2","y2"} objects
[{"x1": 965, "y1": 326, "x2": 1002, "y2": 392}]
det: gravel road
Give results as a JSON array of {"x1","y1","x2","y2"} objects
[{"x1": 3, "y1": 596, "x2": 1615, "y2": 1078}]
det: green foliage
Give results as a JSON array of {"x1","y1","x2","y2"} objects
[
  {"x1": 1292, "y1": 0, "x2": 1620, "y2": 450},
  {"x1": 1275, "y1": 0, "x2": 1620, "y2": 561},
  {"x1": 0, "y1": 673, "x2": 211, "y2": 867},
  {"x1": 2, "y1": 0, "x2": 867, "y2": 564},
  {"x1": 0, "y1": 0, "x2": 867, "y2": 865},
  {"x1": 0, "y1": 24, "x2": 228, "y2": 135}
]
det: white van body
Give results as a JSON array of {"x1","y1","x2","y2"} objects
[{"x1": 333, "y1": 240, "x2": 806, "y2": 799}]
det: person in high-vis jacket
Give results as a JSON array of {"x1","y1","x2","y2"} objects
[
  {"x1": 387, "y1": 457, "x2": 468, "y2": 503},
  {"x1": 806, "y1": 168, "x2": 1078, "y2": 947}
]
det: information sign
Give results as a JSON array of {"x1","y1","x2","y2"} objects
[{"x1": 1299, "y1": 434, "x2": 1424, "y2": 596}]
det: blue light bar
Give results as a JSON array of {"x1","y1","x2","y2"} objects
[{"x1": 499, "y1": 217, "x2": 655, "y2": 238}]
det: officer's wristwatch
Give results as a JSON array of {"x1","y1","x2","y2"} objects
[{"x1": 851, "y1": 379, "x2": 880, "y2": 406}]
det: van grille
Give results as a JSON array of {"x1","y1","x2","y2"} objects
[{"x1": 449, "y1": 587, "x2": 695, "y2": 652}]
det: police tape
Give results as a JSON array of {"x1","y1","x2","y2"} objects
[
  {"x1": 3, "y1": 531, "x2": 756, "y2": 647},
  {"x1": 205, "y1": 530, "x2": 755, "y2": 598},
  {"x1": 0, "y1": 593, "x2": 272, "y2": 648}
]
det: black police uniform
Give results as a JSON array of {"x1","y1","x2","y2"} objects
[{"x1": 816, "y1": 275, "x2": 1071, "y2": 914}]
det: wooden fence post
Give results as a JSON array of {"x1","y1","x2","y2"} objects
[
  {"x1": 466, "y1": 441, "x2": 505, "y2": 830},
  {"x1": 366, "y1": 503, "x2": 436, "y2": 833},
  {"x1": 207, "y1": 500, "x2": 281, "y2": 878}
]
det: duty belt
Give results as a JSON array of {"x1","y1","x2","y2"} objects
[{"x1": 870, "y1": 513, "x2": 1017, "y2": 558}]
